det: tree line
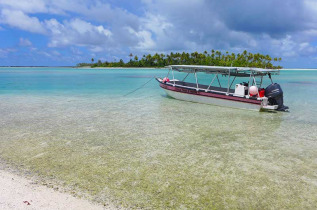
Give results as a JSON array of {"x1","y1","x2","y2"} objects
[{"x1": 77, "y1": 50, "x2": 282, "y2": 69}]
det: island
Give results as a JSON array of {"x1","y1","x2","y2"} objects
[{"x1": 77, "y1": 50, "x2": 283, "y2": 69}]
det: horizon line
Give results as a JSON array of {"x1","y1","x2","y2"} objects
[{"x1": 1, "y1": 66, "x2": 317, "y2": 70}]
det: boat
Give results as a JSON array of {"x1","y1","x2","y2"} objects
[{"x1": 156, "y1": 65, "x2": 289, "y2": 111}]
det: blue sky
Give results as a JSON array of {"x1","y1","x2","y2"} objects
[{"x1": 0, "y1": 0, "x2": 317, "y2": 68}]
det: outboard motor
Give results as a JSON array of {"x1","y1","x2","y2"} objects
[{"x1": 265, "y1": 83, "x2": 289, "y2": 111}]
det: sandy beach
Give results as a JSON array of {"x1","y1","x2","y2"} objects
[{"x1": 0, "y1": 169, "x2": 113, "y2": 210}]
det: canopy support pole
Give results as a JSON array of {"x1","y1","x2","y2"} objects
[
  {"x1": 216, "y1": 74, "x2": 222, "y2": 88},
  {"x1": 268, "y1": 73, "x2": 273, "y2": 84},
  {"x1": 207, "y1": 74, "x2": 217, "y2": 91},
  {"x1": 194, "y1": 71, "x2": 199, "y2": 90},
  {"x1": 229, "y1": 76, "x2": 236, "y2": 89},
  {"x1": 247, "y1": 72, "x2": 253, "y2": 96},
  {"x1": 227, "y1": 69, "x2": 231, "y2": 94},
  {"x1": 182, "y1": 73, "x2": 190, "y2": 82},
  {"x1": 172, "y1": 68, "x2": 175, "y2": 86}
]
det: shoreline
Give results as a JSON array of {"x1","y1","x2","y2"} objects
[
  {"x1": 0, "y1": 66, "x2": 316, "y2": 70},
  {"x1": 282, "y1": 68, "x2": 317, "y2": 70},
  {"x1": 0, "y1": 66, "x2": 164, "y2": 69},
  {"x1": 76, "y1": 66, "x2": 163, "y2": 69},
  {"x1": 0, "y1": 165, "x2": 117, "y2": 210}
]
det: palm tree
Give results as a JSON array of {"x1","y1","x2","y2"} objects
[
  {"x1": 81, "y1": 50, "x2": 282, "y2": 68},
  {"x1": 146, "y1": 54, "x2": 153, "y2": 66},
  {"x1": 215, "y1": 51, "x2": 221, "y2": 60}
]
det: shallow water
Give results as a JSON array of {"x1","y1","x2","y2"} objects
[{"x1": 0, "y1": 68, "x2": 316, "y2": 208}]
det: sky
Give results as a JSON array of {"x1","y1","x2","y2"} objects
[{"x1": 0, "y1": 0, "x2": 317, "y2": 68}]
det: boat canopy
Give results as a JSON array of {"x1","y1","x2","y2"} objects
[{"x1": 168, "y1": 65, "x2": 280, "y2": 77}]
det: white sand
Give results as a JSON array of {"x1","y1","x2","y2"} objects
[{"x1": 0, "y1": 169, "x2": 115, "y2": 210}]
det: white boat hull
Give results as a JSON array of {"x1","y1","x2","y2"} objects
[{"x1": 164, "y1": 89, "x2": 262, "y2": 111}]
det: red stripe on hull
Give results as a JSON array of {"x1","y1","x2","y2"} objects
[{"x1": 160, "y1": 83, "x2": 261, "y2": 105}]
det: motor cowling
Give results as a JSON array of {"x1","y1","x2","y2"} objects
[{"x1": 265, "y1": 83, "x2": 289, "y2": 111}]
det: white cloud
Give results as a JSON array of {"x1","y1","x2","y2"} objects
[
  {"x1": 70, "y1": 47, "x2": 83, "y2": 55},
  {"x1": 51, "y1": 50, "x2": 61, "y2": 56},
  {"x1": 0, "y1": 47, "x2": 16, "y2": 58},
  {"x1": 126, "y1": 26, "x2": 155, "y2": 50},
  {"x1": 0, "y1": 0, "x2": 47, "y2": 13},
  {"x1": 140, "y1": 13, "x2": 172, "y2": 49},
  {"x1": 304, "y1": 0, "x2": 317, "y2": 16},
  {"x1": 53, "y1": 0, "x2": 140, "y2": 28},
  {"x1": 38, "y1": 51, "x2": 52, "y2": 57},
  {"x1": 256, "y1": 34, "x2": 317, "y2": 59},
  {"x1": 19, "y1": 38, "x2": 32, "y2": 47},
  {"x1": 90, "y1": 46, "x2": 105, "y2": 53},
  {"x1": 0, "y1": 0, "x2": 317, "y2": 67},
  {"x1": 0, "y1": 0, "x2": 64, "y2": 14},
  {"x1": 139, "y1": 2, "x2": 260, "y2": 53},
  {"x1": 45, "y1": 18, "x2": 113, "y2": 48},
  {"x1": 299, "y1": 42, "x2": 317, "y2": 56},
  {"x1": 139, "y1": 0, "x2": 317, "y2": 62},
  {"x1": 0, "y1": 9, "x2": 46, "y2": 34},
  {"x1": 278, "y1": 35, "x2": 297, "y2": 57},
  {"x1": 68, "y1": 19, "x2": 112, "y2": 37}
]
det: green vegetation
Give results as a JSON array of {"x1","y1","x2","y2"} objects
[{"x1": 77, "y1": 50, "x2": 282, "y2": 69}]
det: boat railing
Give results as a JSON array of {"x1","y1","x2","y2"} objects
[
  {"x1": 163, "y1": 65, "x2": 274, "y2": 100},
  {"x1": 166, "y1": 81, "x2": 235, "y2": 96}
]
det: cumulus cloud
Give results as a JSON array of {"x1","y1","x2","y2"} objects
[
  {"x1": 75, "y1": 1, "x2": 140, "y2": 30},
  {"x1": 126, "y1": 26, "x2": 155, "y2": 50},
  {"x1": 44, "y1": 18, "x2": 112, "y2": 48},
  {"x1": 0, "y1": 0, "x2": 47, "y2": 13},
  {"x1": 0, "y1": 0, "x2": 64, "y2": 14},
  {"x1": 0, "y1": 1, "x2": 149, "y2": 51},
  {"x1": 0, "y1": 0, "x2": 140, "y2": 28},
  {"x1": 0, "y1": 9, "x2": 46, "y2": 34},
  {"x1": 140, "y1": 0, "x2": 256, "y2": 52},
  {"x1": 43, "y1": 17, "x2": 153, "y2": 54},
  {"x1": 140, "y1": 0, "x2": 317, "y2": 61},
  {"x1": 0, "y1": 0, "x2": 316, "y2": 66}
]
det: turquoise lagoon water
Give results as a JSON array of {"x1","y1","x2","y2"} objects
[{"x1": 0, "y1": 67, "x2": 317, "y2": 209}]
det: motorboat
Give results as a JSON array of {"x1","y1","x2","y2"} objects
[{"x1": 156, "y1": 65, "x2": 289, "y2": 111}]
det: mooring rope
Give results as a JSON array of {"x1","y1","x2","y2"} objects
[{"x1": 123, "y1": 76, "x2": 155, "y2": 96}]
